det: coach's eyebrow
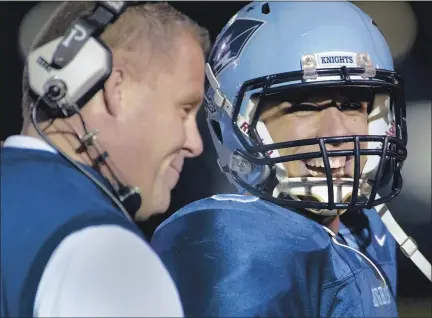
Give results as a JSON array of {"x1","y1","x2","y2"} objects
[{"x1": 181, "y1": 90, "x2": 204, "y2": 106}]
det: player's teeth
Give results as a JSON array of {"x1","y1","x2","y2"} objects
[
  {"x1": 306, "y1": 159, "x2": 323, "y2": 167},
  {"x1": 330, "y1": 157, "x2": 346, "y2": 168},
  {"x1": 306, "y1": 157, "x2": 346, "y2": 168},
  {"x1": 309, "y1": 169, "x2": 318, "y2": 176},
  {"x1": 330, "y1": 159, "x2": 338, "y2": 168},
  {"x1": 333, "y1": 159, "x2": 339, "y2": 168}
]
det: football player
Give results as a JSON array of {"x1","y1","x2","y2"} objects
[{"x1": 151, "y1": 2, "x2": 431, "y2": 317}]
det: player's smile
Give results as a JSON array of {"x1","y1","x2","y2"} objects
[{"x1": 302, "y1": 156, "x2": 353, "y2": 178}]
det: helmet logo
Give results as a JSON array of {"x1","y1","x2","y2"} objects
[
  {"x1": 385, "y1": 120, "x2": 396, "y2": 137},
  {"x1": 208, "y1": 19, "x2": 265, "y2": 76}
]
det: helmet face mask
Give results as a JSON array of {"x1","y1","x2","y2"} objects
[
  {"x1": 227, "y1": 66, "x2": 407, "y2": 214},
  {"x1": 204, "y1": 2, "x2": 408, "y2": 217}
]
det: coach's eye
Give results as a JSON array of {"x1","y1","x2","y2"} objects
[{"x1": 179, "y1": 105, "x2": 193, "y2": 118}]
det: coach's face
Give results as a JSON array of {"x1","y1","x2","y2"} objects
[
  {"x1": 259, "y1": 88, "x2": 369, "y2": 179},
  {"x1": 93, "y1": 32, "x2": 205, "y2": 220}
]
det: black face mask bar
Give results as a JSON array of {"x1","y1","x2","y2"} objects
[{"x1": 229, "y1": 66, "x2": 408, "y2": 211}]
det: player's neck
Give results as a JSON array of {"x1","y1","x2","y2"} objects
[{"x1": 326, "y1": 216, "x2": 340, "y2": 234}]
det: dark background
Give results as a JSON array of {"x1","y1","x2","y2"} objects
[{"x1": 1, "y1": 1, "x2": 431, "y2": 310}]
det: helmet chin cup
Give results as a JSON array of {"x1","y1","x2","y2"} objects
[{"x1": 272, "y1": 177, "x2": 371, "y2": 216}]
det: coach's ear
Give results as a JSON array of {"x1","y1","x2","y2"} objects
[{"x1": 103, "y1": 68, "x2": 124, "y2": 118}]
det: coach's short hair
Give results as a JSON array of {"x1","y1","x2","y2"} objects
[{"x1": 21, "y1": 1, "x2": 210, "y2": 121}]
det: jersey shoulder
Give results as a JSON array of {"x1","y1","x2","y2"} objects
[{"x1": 154, "y1": 194, "x2": 331, "y2": 253}]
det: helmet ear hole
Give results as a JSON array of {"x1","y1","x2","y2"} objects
[{"x1": 210, "y1": 119, "x2": 223, "y2": 143}]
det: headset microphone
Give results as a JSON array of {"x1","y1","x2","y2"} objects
[
  {"x1": 27, "y1": 1, "x2": 143, "y2": 220},
  {"x1": 117, "y1": 185, "x2": 142, "y2": 218}
]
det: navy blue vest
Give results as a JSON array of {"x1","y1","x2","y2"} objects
[{"x1": 1, "y1": 147, "x2": 145, "y2": 317}]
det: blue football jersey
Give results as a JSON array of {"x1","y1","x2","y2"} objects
[{"x1": 151, "y1": 194, "x2": 398, "y2": 317}]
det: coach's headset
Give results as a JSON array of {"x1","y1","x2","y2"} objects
[{"x1": 26, "y1": 1, "x2": 141, "y2": 221}]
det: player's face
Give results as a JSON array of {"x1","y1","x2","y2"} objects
[
  {"x1": 108, "y1": 33, "x2": 205, "y2": 220},
  {"x1": 260, "y1": 90, "x2": 369, "y2": 178}
]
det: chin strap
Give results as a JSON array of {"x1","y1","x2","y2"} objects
[{"x1": 375, "y1": 196, "x2": 431, "y2": 282}]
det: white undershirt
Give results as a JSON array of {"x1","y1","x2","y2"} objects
[{"x1": 4, "y1": 136, "x2": 184, "y2": 317}]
